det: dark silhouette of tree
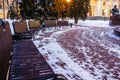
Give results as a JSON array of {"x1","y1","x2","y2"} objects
[
  {"x1": 19, "y1": 0, "x2": 90, "y2": 23},
  {"x1": 20, "y1": 0, "x2": 53, "y2": 20},
  {"x1": 51, "y1": 0, "x2": 90, "y2": 23},
  {"x1": 51, "y1": 0, "x2": 67, "y2": 19},
  {"x1": 20, "y1": 0, "x2": 36, "y2": 19},
  {"x1": 70, "y1": 0, "x2": 90, "y2": 23},
  {"x1": 35, "y1": 0, "x2": 53, "y2": 20}
]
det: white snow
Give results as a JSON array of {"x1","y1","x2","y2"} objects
[
  {"x1": 33, "y1": 37, "x2": 96, "y2": 80},
  {"x1": 69, "y1": 19, "x2": 110, "y2": 27}
]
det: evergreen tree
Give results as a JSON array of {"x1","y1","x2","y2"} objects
[
  {"x1": 35, "y1": 0, "x2": 53, "y2": 20},
  {"x1": 70, "y1": 0, "x2": 90, "y2": 23},
  {"x1": 19, "y1": 0, "x2": 90, "y2": 23},
  {"x1": 51, "y1": 0, "x2": 90, "y2": 23},
  {"x1": 20, "y1": 0, "x2": 36, "y2": 19},
  {"x1": 51, "y1": 0, "x2": 67, "y2": 19},
  {"x1": 20, "y1": 0, "x2": 53, "y2": 20}
]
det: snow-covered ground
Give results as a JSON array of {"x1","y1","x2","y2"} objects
[
  {"x1": 32, "y1": 20, "x2": 120, "y2": 80},
  {"x1": 70, "y1": 19, "x2": 110, "y2": 27}
]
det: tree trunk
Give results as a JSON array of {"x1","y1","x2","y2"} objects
[{"x1": 74, "y1": 17, "x2": 78, "y2": 24}]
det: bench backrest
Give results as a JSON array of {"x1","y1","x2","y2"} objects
[
  {"x1": 5, "y1": 21, "x2": 13, "y2": 52},
  {"x1": 29, "y1": 20, "x2": 41, "y2": 29},
  {"x1": 0, "y1": 23, "x2": 10, "y2": 80},
  {"x1": 13, "y1": 21, "x2": 28, "y2": 33},
  {"x1": 44, "y1": 20, "x2": 57, "y2": 27},
  {"x1": 57, "y1": 21, "x2": 69, "y2": 26}
]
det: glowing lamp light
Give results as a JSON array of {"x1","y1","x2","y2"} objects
[{"x1": 66, "y1": 0, "x2": 71, "y2": 3}]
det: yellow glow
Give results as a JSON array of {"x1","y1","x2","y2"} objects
[{"x1": 66, "y1": 0, "x2": 71, "y2": 2}]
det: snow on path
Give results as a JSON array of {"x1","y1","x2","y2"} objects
[
  {"x1": 33, "y1": 26, "x2": 120, "y2": 80},
  {"x1": 33, "y1": 29, "x2": 95, "y2": 80},
  {"x1": 56, "y1": 27, "x2": 120, "y2": 80},
  {"x1": 33, "y1": 35, "x2": 96, "y2": 80}
]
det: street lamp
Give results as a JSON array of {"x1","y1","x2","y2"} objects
[{"x1": 66, "y1": 0, "x2": 71, "y2": 3}]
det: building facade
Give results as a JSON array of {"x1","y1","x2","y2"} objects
[
  {"x1": 89, "y1": 0, "x2": 120, "y2": 17},
  {"x1": 0, "y1": 0, "x2": 11, "y2": 19},
  {"x1": 0, "y1": 0, "x2": 120, "y2": 19}
]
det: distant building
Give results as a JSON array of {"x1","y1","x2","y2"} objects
[
  {"x1": 89, "y1": 0, "x2": 120, "y2": 17},
  {"x1": 0, "y1": 0, "x2": 120, "y2": 19},
  {"x1": 0, "y1": 0, "x2": 15, "y2": 19}
]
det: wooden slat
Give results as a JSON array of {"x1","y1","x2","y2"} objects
[
  {"x1": 13, "y1": 21, "x2": 28, "y2": 33},
  {"x1": 44, "y1": 20, "x2": 57, "y2": 27},
  {"x1": 9, "y1": 41, "x2": 55, "y2": 80},
  {"x1": 57, "y1": 21, "x2": 69, "y2": 26},
  {"x1": 29, "y1": 20, "x2": 41, "y2": 29},
  {"x1": 0, "y1": 25, "x2": 10, "y2": 80},
  {"x1": 4, "y1": 21, "x2": 13, "y2": 52}
]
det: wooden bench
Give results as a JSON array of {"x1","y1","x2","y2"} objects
[
  {"x1": 28, "y1": 20, "x2": 41, "y2": 35},
  {"x1": 29, "y1": 20, "x2": 41, "y2": 29},
  {"x1": 44, "y1": 20, "x2": 57, "y2": 28},
  {"x1": 0, "y1": 20, "x2": 67, "y2": 80},
  {"x1": 9, "y1": 20, "x2": 56, "y2": 79},
  {"x1": 12, "y1": 21, "x2": 32, "y2": 40},
  {"x1": 57, "y1": 21, "x2": 69, "y2": 27},
  {"x1": 0, "y1": 21, "x2": 12, "y2": 80},
  {"x1": 9, "y1": 40, "x2": 56, "y2": 80},
  {"x1": 13, "y1": 21, "x2": 28, "y2": 33}
]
